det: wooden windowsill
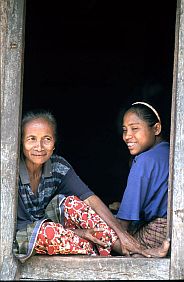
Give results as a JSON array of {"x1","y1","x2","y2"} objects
[{"x1": 18, "y1": 255, "x2": 170, "y2": 280}]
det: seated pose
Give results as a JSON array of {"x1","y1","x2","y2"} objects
[
  {"x1": 116, "y1": 102, "x2": 170, "y2": 251},
  {"x1": 13, "y1": 109, "x2": 170, "y2": 262}
]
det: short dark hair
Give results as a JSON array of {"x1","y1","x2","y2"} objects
[{"x1": 21, "y1": 109, "x2": 58, "y2": 146}]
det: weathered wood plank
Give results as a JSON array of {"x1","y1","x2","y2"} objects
[
  {"x1": 18, "y1": 256, "x2": 170, "y2": 280},
  {"x1": 0, "y1": 0, "x2": 25, "y2": 280},
  {"x1": 169, "y1": 0, "x2": 184, "y2": 280}
]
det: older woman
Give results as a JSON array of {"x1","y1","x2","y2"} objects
[{"x1": 13, "y1": 110, "x2": 170, "y2": 262}]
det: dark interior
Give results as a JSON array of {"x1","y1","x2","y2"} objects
[{"x1": 23, "y1": 0, "x2": 177, "y2": 205}]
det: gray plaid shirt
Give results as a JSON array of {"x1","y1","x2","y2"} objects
[{"x1": 17, "y1": 154, "x2": 94, "y2": 230}]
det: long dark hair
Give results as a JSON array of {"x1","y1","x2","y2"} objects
[
  {"x1": 125, "y1": 103, "x2": 160, "y2": 127},
  {"x1": 122, "y1": 102, "x2": 170, "y2": 141}
]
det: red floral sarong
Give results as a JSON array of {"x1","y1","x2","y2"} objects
[{"x1": 34, "y1": 196, "x2": 118, "y2": 256}]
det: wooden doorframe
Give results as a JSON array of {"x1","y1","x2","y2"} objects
[
  {"x1": 1, "y1": 0, "x2": 184, "y2": 280},
  {"x1": 1, "y1": 0, "x2": 25, "y2": 279}
]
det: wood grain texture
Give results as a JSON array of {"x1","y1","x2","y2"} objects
[
  {"x1": 18, "y1": 256, "x2": 170, "y2": 280},
  {"x1": 169, "y1": 0, "x2": 184, "y2": 280},
  {"x1": 0, "y1": 0, "x2": 25, "y2": 280}
]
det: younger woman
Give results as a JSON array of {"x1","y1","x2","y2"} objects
[{"x1": 116, "y1": 102, "x2": 170, "y2": 250}]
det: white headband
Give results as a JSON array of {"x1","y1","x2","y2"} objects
[{"x1": 132, "y1": 101, "x2": 161, "y2": 122}]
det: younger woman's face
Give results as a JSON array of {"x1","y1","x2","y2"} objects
[
  {"x1": 22, "y1": 118, "x2": 55, "y2": 166},
  {"x1": 122, "y1": 111, "x2": 159, "y2": 156}
]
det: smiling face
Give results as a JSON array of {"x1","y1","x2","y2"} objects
[
  {"x1": 122, "y1": 111, "x2": 161, "y2": 156},
  {"x1": 22, "y1": 118, "x2": 55, "y2": 167}
]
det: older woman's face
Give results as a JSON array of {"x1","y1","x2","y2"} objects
[{"x1": 22, "y1": 118, "x2": 55, "y2": 166}]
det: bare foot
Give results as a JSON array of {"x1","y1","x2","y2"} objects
[{"x1": 144, "y1": 239, "x2": 170, "y2": 258}]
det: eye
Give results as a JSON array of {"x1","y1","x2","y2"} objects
[
  {"x1": 43, "y1": 136, "x2": 54, "y2": 145},
  {"x1": 27, "y1": 136, "x2": 36, "y2": 142},
  {"x1": 132, "y1": 127, "x2": 138, "y2": 131},
  {"x1": 122, "y1": 128, "x2": 127, "y2": 133},
  {"x1": 44, "y1": 137, "x2": 52, "y2": 141}
]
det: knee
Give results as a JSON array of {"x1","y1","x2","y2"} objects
[{"x1": 64, "y1": 195, "x2": 81, "y2": 207}]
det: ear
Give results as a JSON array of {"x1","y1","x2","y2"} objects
[{"x1": 154, "y1": 122, "x2": 162, "y2": 136}]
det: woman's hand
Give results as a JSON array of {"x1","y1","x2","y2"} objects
[{"x1": 72, "y1": 228, "x2": 108, "y2": 248}]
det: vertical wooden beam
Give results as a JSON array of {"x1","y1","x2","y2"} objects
[
  {"x1": 0, "y1": 0, "x2": 25, "y2": 279},
  {"x1": 169, "y1": 0, "x2": 184, "y2": 280}
]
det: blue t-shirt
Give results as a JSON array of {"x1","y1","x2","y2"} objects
[
  {"x1": 116, "y1": 142, "x2": 169, "y2": 222},
  {"x1": 17, "y1": 154, "x2": 94, "y2": 230}
]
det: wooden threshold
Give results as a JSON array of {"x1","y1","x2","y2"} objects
[{"x1": 17, "y1": 255, "x2": 170, "y2": 280}]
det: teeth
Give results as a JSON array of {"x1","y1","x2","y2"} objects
[{"x1": 127, "y1": 143, "x2": 135, "y2": 147}]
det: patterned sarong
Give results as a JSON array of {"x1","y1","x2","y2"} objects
[
  {"x1": 130, "y1": 218, "x2": 167, "y2": 248},
  {"x1": 34, "y1": 196, "x2": 118, "y2": 256}
]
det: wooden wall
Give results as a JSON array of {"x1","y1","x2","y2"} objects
[
  {"x1": 0, "y1": 0, "x2": 184, "y2": 280},
  {"x1": 1, "y1": 0, "x2": 25, "y2": 279},
  {"x1": 169, "y1": 0, "x2": 184, "y2": 279}
]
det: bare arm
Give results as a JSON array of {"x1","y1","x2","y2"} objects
[
  {"x1": 116, "y1": 218, "x2": 130, "y2": 231},
  {"x1": 84, "y1": 195, "x2": 150, "y2": 256},
  {"x1": 84, "y1": 195, "x2": 125, "y2": 236}
]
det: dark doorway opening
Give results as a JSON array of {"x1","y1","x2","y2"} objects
[{"x1": 23, "y1": 0, "x2": 176, "y2": 205}]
